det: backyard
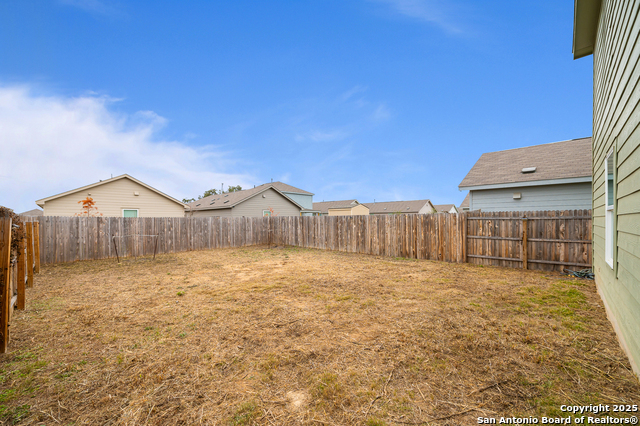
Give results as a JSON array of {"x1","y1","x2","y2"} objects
[{"x1": 1, "y1": 246, "x2": 638, "y2": 425}]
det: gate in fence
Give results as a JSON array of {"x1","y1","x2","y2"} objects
[{"x1": 465, "y1": 210, "x2": 592, "y2": 271}]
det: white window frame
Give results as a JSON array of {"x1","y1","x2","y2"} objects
[
  {"x1": 605, "y1": 150, "x2": 614, "y2": 268},
  {"x1": 263, "y1": 210, "x2": 271, "y2": 217},
  {"x1": 122, "y1": 209, "x2": 139, "y2": 218}
]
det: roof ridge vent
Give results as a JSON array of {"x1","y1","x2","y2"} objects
[{"x1": 521, "y1": 167, "x2": 537, "y2": 173}]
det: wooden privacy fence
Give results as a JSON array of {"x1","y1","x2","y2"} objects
[
  {"x1": 0, "y1": 219, "x2": 40, "y2": 353},
  {"x1": 32, "y1": 216, "x2": 268, "y2": 264},
  {"x1": 25, "y1": 210, "x2": 591, "y2": 273},
  {"x1": 466, "y1": 210, "x2": 592, "y2": 271},
  {"x1": 269, "y1": 213, "x2": 466, "y2": 262}
]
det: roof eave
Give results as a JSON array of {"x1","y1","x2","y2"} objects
[
  {"x1": 573, "y1": 0, "x2": 602, "y2": 60},
  {"x1": 282, "y1": 190, "x2": 314, "y2": 196},
  {"x1": 189, "y1": 206, "x2": 232, "y2": 212}
]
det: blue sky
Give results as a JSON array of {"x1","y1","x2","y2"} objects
[{"x1": 0, "y1": 0, "x2": 592, "y2": 213}]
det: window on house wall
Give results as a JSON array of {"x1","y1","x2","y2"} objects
[
  {"x1": 123, "y1": 209, "x2": 138, "y2": 218},
  {"x1": 605, "y1": 151, "x2": 614, "y2": 268},
  {"x1": 263, "y1": 210, "x2": 271, "y2": 217}
]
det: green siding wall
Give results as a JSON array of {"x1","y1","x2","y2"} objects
[{"x1": 592, "y1": 0, "x2": 640, "y2": 376}]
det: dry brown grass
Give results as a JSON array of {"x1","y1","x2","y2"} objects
[{"x1": 1, "y1": 246, "x2": 638, "y2": 425}]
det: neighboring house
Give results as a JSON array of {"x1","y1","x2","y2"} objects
[
  {"x1": 458, "y1": 138, "x2": 592, "y2": 212},
  {"x1": 186, "y1": 182, "x2": 305, "y2": 217},
  {"x1": 433, "y1": 204, "x2": 458, "y2": 214},
  {"x1": 35, "y1": 174, "x2": 187, "y2": 217},
  {"x1": 312, "y1": 200, "x2": 369, "y2": 216},
  {"x1": 574, "y1": 0, "x2": 640, "y2": 376},
  {"x1": 18, "y1": 209, "x2": 43, "y2": 217},
  {"x1": 269, "y1": 182, "x2": 320, "y2": 216},
  {"x1": 459, "y1": 193, "x2": 470, "y2": 212},
  {"x1": 367, "y1": 200, "x2": 435, "y2": 215}
]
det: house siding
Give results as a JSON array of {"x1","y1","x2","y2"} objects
[
  {"x1": 351, "y1": 204, "x2": 370, "y2": 215},
  {"x1": 189, "y1": 208, "x2": 233, "y2": 217},
  {"x1": 232, "y1": 188, "x2": 301, "y2": 217},
  {"x1": 328, "y1": 208, "x2": 350, "y2": 216},
  {"x1": 592, "y1": 0, "x2": 640, "y2": 375},
  {"x1": 41, "y1": 178, "x2": 185, "y2": 217},
  {"x1": 469, "y1": 182, "x2": 592, "y2": 212},
  {"x1": 328, "y1": 204, "x2": 370, "y2": 216},
  {"x1": 283, "y1": 193, "x2": 313, "y2": 210},
  {"x1": 418, "y1": 202, "x2": 436, "y2": 214}
]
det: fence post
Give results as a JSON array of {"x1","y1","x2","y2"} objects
[
  {"x1": 522, "y1": 216, "x2": 528, "y2": 270},
  {"x1": 0, "y1": 218, "x2": 12, "y2": 353},
  {"x1": 113, "y1": 236, "x2": 120, "y2": 263},
  {"x1": 16, "y1": 224, "x2": 26, "y2": 310},
  {"x1": 34, "y1": 222, "x2": 41, "y2": 273},
  {"x1": 462, "y1": 213, "x2": 468, "y2": 263},
  {"x1": 26, "y1": 222, "x2": 34, "y2": 288}
]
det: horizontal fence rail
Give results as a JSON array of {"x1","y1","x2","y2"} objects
[{"x1": 22, "y1": 210, "x2": 592, "y2": 272}]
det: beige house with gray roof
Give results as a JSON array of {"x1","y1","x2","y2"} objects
[
  {"x1": 459, "y1": 137, "x2": 592, "y2": 212},
  {"x1": 433, "y1": 204, "x2": 458, "y2": 214},
  {"x1": 313, "y1": 200, "x2": 369, "y2": 216},
  {"x1": 186, "y1": 182, "x2": 307, "y2": 217},
  {"x1": 35, "y1": 174, "x2": 187, "y2": 217}
]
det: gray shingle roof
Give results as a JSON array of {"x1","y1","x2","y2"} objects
[
  {"x1": 459, "y1": 193, "x2": 470, "y2": 209},
  {"x1": 366, "y1": 200, "x2": 433, "y2": 214},
  {"x1": 459, "y1": 137, "x2": 592, "y2": 189},
  {"x1": 270, "y1": 182, "x2": 313, "y2": 195},
  {"x1": 187, "y1": 182, "x2": 305, "y2": 211},
  {"x1": 19, "y1": 208, "x2": 43, "y2": 217},
  {"x1": 433, "y1": 204, "x2": 456, "y2": 213},
  {"x1": 312, "y1": 200, "x2": 360, "y2": 214}
]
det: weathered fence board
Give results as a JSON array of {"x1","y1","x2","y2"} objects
[
  {"x1": 0, "y1": 218, "x2": 11, "y2": 353},
  {"x1": 26, "y1": 223, "x2": 34, "y2": 288},
  {"x1": 0, "y1": 218, "x2": 39, "y2": 353}
]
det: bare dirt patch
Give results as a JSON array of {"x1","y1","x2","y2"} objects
[{"x1": 1, "y1": 246, "x2": 638, "y2": 425}]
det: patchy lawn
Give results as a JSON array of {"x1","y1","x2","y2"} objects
[{"x1": 1, "y1": 246, "x2": 638, "y2": 425}]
